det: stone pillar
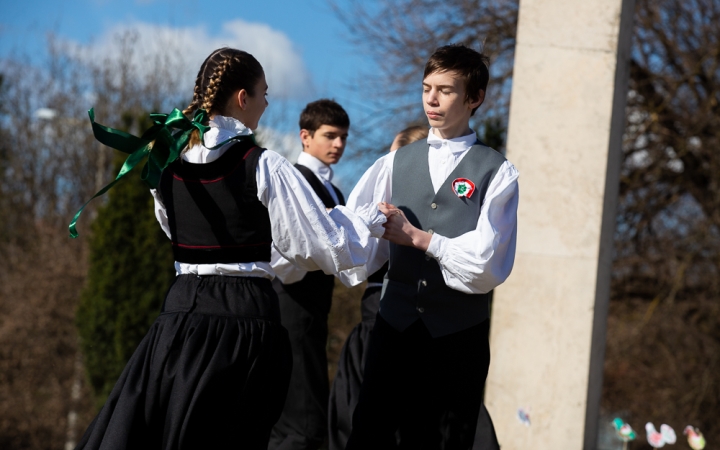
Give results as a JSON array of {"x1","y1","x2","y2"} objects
[{"x1": 484, "y1": 1, "x2": 635, "y2": 449}]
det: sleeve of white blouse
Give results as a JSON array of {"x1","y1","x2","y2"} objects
[
  {"x1": 425, "y1": 160, "x2": 519, "y2": 294},
  {"x1": 258, "y1": 150, "x2": 387, "y2": 275},
  {"x1": 270, "y1": 245, "x2": 308, "y2": 284},
  {"x1": 150, "y1": 189, "x2": 172, "y2": 239},
  {"x1": 335, "y1": 153, "x2": 395, "y2": 287}
]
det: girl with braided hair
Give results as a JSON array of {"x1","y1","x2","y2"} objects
[{"x1": 75, "y1": 47, "x2": 387, "y2": 450}]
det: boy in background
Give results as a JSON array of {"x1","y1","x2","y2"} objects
[{"x1": 269, "y1": 99, "x2": 350, "y2": 450}]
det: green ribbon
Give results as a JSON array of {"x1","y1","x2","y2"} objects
[{"x1": 69, "y1": 108, "x2": 256, "y2": 238}]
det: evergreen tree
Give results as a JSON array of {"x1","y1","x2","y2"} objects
[{"x1": 76, "y1": 113, "x2": 175, "y2": 408}]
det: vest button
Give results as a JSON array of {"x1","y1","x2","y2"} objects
[
  {"x1": 417, "y1": 307, "x2": 425, "y2": 313},
  {"x1": 428, "y1": 229, "x2": 434, "y2": 235},
  {"x1": 420, "y1": 279, "x2": 427, "y2": 287},
  {"x1": 431, "y1": 202, "x2": 437, "y2": 209}
]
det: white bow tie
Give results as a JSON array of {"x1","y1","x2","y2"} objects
[{"x1": 427, "y1": 134, "x2": 444, "y2": 148}]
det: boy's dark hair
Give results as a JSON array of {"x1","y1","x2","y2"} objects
[
  {"x1": 299, "y1": 99, "x2": 350, "y2": 135},
  {"x1": 423, "y1": 44, "x2": 490, "y2": 116}
]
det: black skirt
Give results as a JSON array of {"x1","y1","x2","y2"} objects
[{"x1": 76, "y1": 275, "x2": 293, "y2": 450}]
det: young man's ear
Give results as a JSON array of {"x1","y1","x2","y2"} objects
[
  {"x1": 299, "y1": 129, "x2": 312, "y2": 150},
  {"x1": 469, "y1": 89, "x2": 486, "y2": 111}
]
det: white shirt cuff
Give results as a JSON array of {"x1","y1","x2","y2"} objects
[
  {"x1": 336, "y1": 266, "x2": 368, "y2": 287},
  {"x1": 426, "y1": 233, "x2": 448, "y2": 259},
  {"x1": 333, "y1": 203, "x2": 387, "y2": 239}
]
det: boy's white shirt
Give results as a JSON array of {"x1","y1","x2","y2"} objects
[
  {"x1": 150, "y1": 115, "x2": 386, "y2": 278},
  {"x1": 338, "y1": 128, "x2": 520, "y2": 295}
]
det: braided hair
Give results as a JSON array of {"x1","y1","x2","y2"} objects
[{"x1": 184, "y1": 48, "x2": 264, "y2": 149}]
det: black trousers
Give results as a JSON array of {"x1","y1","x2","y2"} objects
[
  {"x1": 346, "y1": 315, "x2": 492, "y2": 450},
  {"x1": 269, "y1": 274, "x2": 334, "y2": 450},
  {"x1": 328, "y1": 286, "x2": 382, "y2": 450}
]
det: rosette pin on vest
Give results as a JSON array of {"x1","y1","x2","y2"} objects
[
  {"x1": 451, "y1": 178, "x2": 476, "y2": 198},
  {"x1": 683, "y1": 426, "x2": 706, "y2": 450},
  {"x1": 612, "y1": 418, "x2": 637, "y2": 450},
  {"x1": 646, "y1": 423, "x2": 677, "y2": 448}
]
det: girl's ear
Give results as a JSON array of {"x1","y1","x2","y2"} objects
[{"x1": 236, "y1": 89, "x2": 248, "y2": 110}]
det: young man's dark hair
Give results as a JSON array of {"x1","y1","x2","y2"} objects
[
  {"x1": 423, "y1": 44, "x2": 490, "y2": 115},
  {"x1": 299, "y1": 98, "x2": 350, "y2": 135}
]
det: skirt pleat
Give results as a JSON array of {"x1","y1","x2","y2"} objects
[{"x1": 76, "y1": 275, "x2": 292, "y2": 450}]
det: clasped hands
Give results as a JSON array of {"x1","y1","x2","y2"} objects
[{"x1": 378, "y1": 202, "x2": 432, "y2": 252}]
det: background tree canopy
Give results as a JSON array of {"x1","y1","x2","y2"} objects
[{"x1": 0, "y1": 32, "x2": 187, "y2": 448}]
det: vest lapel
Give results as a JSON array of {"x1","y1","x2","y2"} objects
[{"x1": 332, "y1": 184, "x2": 346, "y2": 206}]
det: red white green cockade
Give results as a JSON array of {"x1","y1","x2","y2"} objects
[{"x1": 451, "y1": 178, "x2": 476, "y2": 198}]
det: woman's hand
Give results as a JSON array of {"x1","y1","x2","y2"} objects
[{"x1": 377, "y1": 202, "x2": 432, "y2": 252}]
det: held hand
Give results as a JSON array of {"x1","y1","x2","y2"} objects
[
  {"x1": 378, "y1": 202, "x2": 395, "y2": 218},
  {"x1": 379, "y1": 202, "x2": 432, "y2": 252}
]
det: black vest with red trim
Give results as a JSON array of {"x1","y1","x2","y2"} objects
[{"x1": 158, "y1": 141, "x2": 272, "y2": 264}]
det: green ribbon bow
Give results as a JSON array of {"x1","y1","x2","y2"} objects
[{"x1": 69, "y1": 108, "x2": 256, "y2": 238}]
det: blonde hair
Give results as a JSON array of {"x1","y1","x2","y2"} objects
[{"x1": 392, "y1": 125, "x2": 429, "y2": 150}]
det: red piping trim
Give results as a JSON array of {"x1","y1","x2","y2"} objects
[{"x1": 243, "y1": 146, "x2": 259, "y2": 160}]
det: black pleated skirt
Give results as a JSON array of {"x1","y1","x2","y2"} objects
[{"x1": 76, "y1": 275, "x2": 293, "y2": 450}]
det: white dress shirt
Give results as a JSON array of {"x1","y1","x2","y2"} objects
[
  {"x1": 150, "y1": 115, "x2": 386, "y2": 279},
  {"x1": 338, "y1": 128, "x2": 519, "y2": 295},
  {"x1": 270, "y1": 152, "x2": 343, "y2": 284}
]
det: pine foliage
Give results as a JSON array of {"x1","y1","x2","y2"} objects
[{"x1": 76, "y1": 114, "x2": 175, "y2": 408}]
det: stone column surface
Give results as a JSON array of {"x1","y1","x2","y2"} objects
[{"x1": 484, "y1": 0, "x2": 635, "y2": 449}]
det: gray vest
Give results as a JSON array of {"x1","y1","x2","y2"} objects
[{"x1": 380, "y1": 139, "x2": 506, "y2": 337}]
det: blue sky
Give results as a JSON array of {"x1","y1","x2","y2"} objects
[
  {"x1": 0, "y1": 0, "x2": 389, "y2": 190},
  {"x1": 0, "y1": 0, "x2": 360, "y2": 90}
]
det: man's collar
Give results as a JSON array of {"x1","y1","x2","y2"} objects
[
  {"x1": 427, "y1": 129, "x2": 477, "y2": 154},
  {"x1": 297, "y1": 151, "x2": 333, "y2": 182}
]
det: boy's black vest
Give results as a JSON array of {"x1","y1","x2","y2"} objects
[
  {"x1": 158, "y1": 141, "x2": 272, "y2": 264},
  {"x1": 276, "y1": 162, "x2": 345, "y2": 316},
  {"x1": 381, "y1": 139, "x2": 506, "y2": 337}
]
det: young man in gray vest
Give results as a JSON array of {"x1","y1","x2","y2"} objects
[
  {"x1": 340, "y1": 44, "x2": 519, "y2": 448},
  {"x1": 269, "y1": 99, "x2": 349, "y2": 450}
]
